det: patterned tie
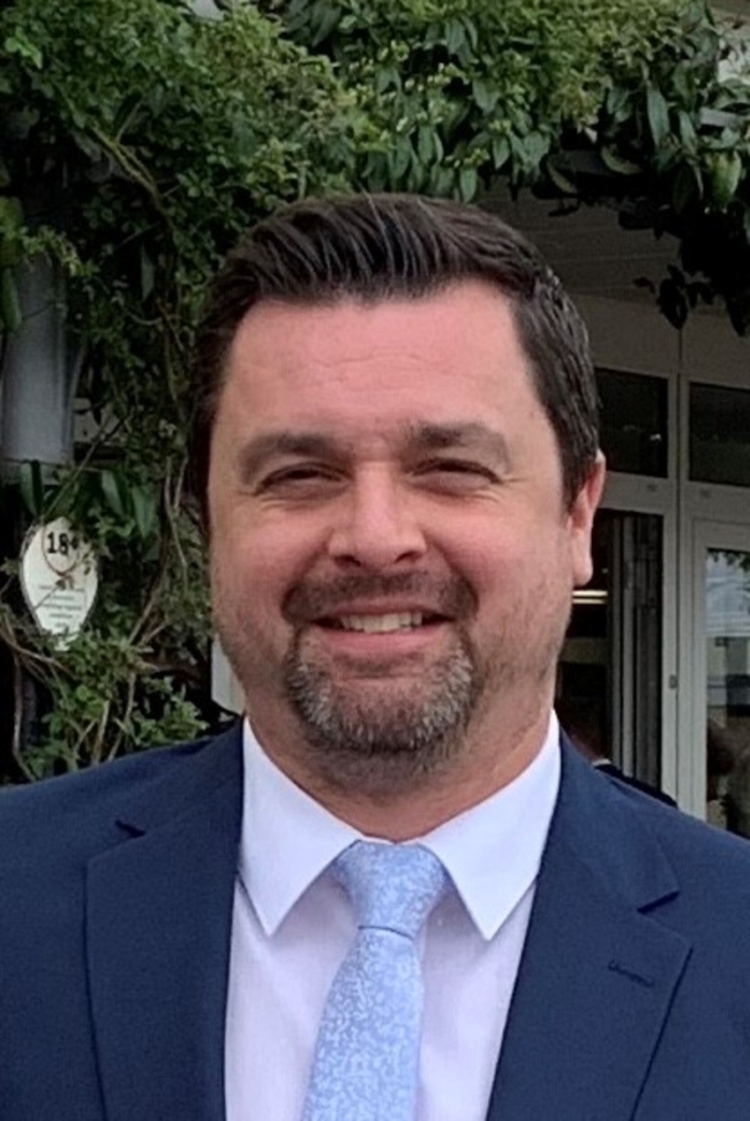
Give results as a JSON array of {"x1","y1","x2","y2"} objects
[{"x1": 301, "y1": 841, "x2": 448, "y2": 1121}]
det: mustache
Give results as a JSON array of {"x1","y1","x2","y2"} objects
[{"x1": 282, "y1": 571, "x2": 476, "y2": 624}]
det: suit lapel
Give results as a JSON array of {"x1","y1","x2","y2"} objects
[
  {"x1": 86, "y1": 726, "x2": 243, "y2": 1121},
  {"x1": 486, "y1": 745, "x2": 691, "y2": 1121}
]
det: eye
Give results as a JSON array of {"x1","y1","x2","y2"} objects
[
  {"x1": 255, "y1": 463, "x2": 343, "y2": 496},
  {"x1": 415, "y1": 458, "x2": 498, "y2": 489}
]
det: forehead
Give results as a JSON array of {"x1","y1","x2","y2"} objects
[{"x1": 221, "y1": 281, "x2": 537, "y2": 410}]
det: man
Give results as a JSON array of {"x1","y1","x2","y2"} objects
[{"x1": 2, "y1": 194, "x2": 750, "y2": 1121}]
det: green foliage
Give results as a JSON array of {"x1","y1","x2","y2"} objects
[
  {"x1": 279, "y1": 0, "x2": 750, "y2": 334},
  {"x1": 1, "y1": 456, "x2": 211, "y2": 777},
  {"x1": 0, "y1": 0, "x2": 361, "y2": 436},
  {"x1": 540, "y1": 2, "x2": 750, "y2": 332},
  {"x1": 0, "y1": 0, "x2": 362, "y2": 777},
  {"x1": 279, "y1": 0, "x2": 689, "y2": 199}
]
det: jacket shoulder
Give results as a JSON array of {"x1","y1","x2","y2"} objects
[{"x1": 0, "y1": 725, "x2": 240, "y2": 869}]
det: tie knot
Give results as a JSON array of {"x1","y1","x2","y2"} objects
[{"x1": 333, "y1": 841, "x2": 447, "y2": 939}]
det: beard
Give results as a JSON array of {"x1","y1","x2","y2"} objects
[
  {"x1": 277, "y1": 571, "x2": 483, "y2": 795},
  {"x1": 282, "y1": 626, "x2": 483, "y2": 797}
]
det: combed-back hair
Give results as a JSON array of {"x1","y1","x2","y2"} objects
[{"x1": 189, "y1": 193, "x2": 599, "y2": 515}]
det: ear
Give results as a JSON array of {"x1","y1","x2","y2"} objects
[{"x1": 568, "y1": 452, "x2": 606, "y2": 587}]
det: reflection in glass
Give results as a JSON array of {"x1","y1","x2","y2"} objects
[
  {"x1": 596, "y1": 369, "x2": 668, "y2": 477},
  {"x1": 705, "y1": 549, "x2": 750, "y2": 835},
  {"x1": 559, "y1": 511, "x2": 662, "y2": 787},
  {"x1": 691, "y1": 383, "x2": 750, "y2": 487}
]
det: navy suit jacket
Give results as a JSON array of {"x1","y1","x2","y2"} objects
[{"x1": 2, "y1": 723, "x2": 750, "y2": 1120}]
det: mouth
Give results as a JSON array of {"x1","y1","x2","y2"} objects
[
  {"x1": 319, "y1": 611, "x2": 445, "y2": 634},
  {"x1": 284, "y1": 573, "x2": 474, "y2": 639}
]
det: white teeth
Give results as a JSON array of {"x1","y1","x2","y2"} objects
[{"x1": 337, "y1": 612, "x2": 424, "y2": 633}]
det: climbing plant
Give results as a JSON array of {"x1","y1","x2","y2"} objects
[
  {"x1": 277, "y1": 0, "x2": 750, "y2": 331},
  {"x1": 0, "y1": 0, "x2": 362, "y2": 778}
]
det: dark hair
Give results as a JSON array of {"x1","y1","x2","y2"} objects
[{"x1": 189, "y1": 192, "x2": 599, "y2": 513}]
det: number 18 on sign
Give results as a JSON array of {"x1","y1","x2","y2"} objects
[{"x1": 20, "y1": 517, "x2": 98, "y2": 647}]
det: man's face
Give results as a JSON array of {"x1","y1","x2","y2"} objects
[{"x1": 208, "y1": 281, "x2": 603, "y2": 793}]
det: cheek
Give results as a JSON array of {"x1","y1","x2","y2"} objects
[
  {"x1": 442, "y1": 515, "x2": 573, "y2": 606},
  {"x1": 447, "y1": 513, "x2": 546, "y2": 571},
  {"x1": 212, "y1": 515, "x2": 323, "y2": 610},
  {"x1": 439, "y1": 527, "x2": 519, "y2": 604}
]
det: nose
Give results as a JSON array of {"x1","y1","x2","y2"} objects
[{"x1": 326, "y1": 467, "x2": 427, "y2": 570}]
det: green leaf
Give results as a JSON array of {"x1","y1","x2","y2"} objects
[
  {"x1": 707, "y1": 152, "x2": 743, "y2": 211},
  {"x1": 113, "y1": 92, "x2": 143, "y2": 138},
  {"x1": 140, "y1": 246, "x2": 155, "y2": 301},
  {"x1": 699, "y1": 107, "x2": 740, "y2": 130},
  {"x1": 0, "y1": 267, "x2": 22, "y2": 332},
  {"x1": 445, "y1": 18, "x2": 467, "y2": 57},
  {"x1": 433, "y1": 165, "x2": 455, "y2": 195},
  {"x1": 4, "y1": 32, "x2": 43, "y2": 69},
  {"x1": 546, "y1": 162, "x2": 577, "y2": 195},
  {"x1": 458, "y1": 165, "x2": 478, "y2": 202},
  {"x1": 605, "y1": 85, "x2": 631, "y2": 121},
  {"x1": 472, "y1": 79, "x2": 498, "y2": 114},
  {"x1": 389, "y1": 139, "x2": 412, "y2": 183},
  {"x1": 520, "y1": 131, "x2": 548, "y2": 171},
  {"x1": 491, "y1": 135, "x2": 510, "y2": 170},
  {"x1": 131, "y1": 485, "x2": 157, "y2": 541},
  {"x1": 671, "y1": 64, "x2": 691, "y2": 105},
  {"x1": 646, "y1": 86, "x2": 670, "y2": 148},
  {"x1": 19, "y1": 460, "x2": 45, "y2": 518},
  {"x1": 672, "y1": 162, "x2": 702, "y2": 215},
  {"x1": 462, "y1": 16, "x2": 479, "y2": 52},
  {"x1": 417, "y1": 126, "x2": 434, "y2": 165},
  {"x1": 0, "y1": 237, "x2": 22, "y2": 269},
  {"x1": 100, "y1": 470, "x2": 125, "y2": 518},
  {"x1": 677, "y1": 110, "x2": 697, "y2": 154},
  {"x1": 423, "y1": 22, "x2": 440, "y2": 48},
  {"x1": 0, "y1": 195, "x2": 24, "y2": 236},
  {"x1": 600, "y1": 147, "x2": 642, "y2": 176},
  {"x1": 374, "y1": 67, "x2": 399, "y2": 94},
  {"x1": 310, "y1": 4, "x2": 341, "y2": 47}
]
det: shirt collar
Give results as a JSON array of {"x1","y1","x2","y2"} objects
[
  {"x1": 239, "y1": 715, "x2": 560, "y2": 941},
  {"x1": 240, "y1": 726, "x2": 361, "y2": 935},
  {"x1": 420, "y1": 717, "x2": 560, "y2": 938}
]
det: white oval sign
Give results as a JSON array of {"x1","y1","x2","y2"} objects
[{"x1": 20, "y1": 517, "x2": 98, "y2": 645}]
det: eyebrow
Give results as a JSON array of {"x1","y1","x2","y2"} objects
[
  {"x1": 236, "y1": 431, "x2": 345, "y2": 480},
  {"x1": 406, "y1": 422, "x2": 511, "y2": 463},
  {"x1": 235, "y1": 421, "x2": 511, "y2": 480}
]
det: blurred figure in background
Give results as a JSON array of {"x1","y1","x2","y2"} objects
[{"x1": 558, "y1": 696, "x2": 676, "y2": 807}]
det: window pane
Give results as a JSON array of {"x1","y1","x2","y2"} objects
[
  {"x1": 596, "y1": 369, "x2": 667, "y2": 477},
  {"x1": 690, "y1": 382, "x2": 750, "y2": 487},
  {"x1": 705, "y1": 549, "x2": 750, "y2": 836}
]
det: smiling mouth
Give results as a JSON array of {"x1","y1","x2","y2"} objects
[{"x1": 320, "y1": 611, "x2": 444, "y2": 633}]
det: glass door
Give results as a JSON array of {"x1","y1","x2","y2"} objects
[
  {"x1": 558, "y1": 509, "x2": 663, "y2": 787},
  {"x1": 693, "y1": 521, "x2": 750, "y2": 835}
]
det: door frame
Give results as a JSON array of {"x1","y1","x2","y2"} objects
[
  {"x1": 600, "y1": 472, "x2": 678, "y2": 799},
  {"x1": 684, "y1": 519, "x2": 750, "y2": 821}
]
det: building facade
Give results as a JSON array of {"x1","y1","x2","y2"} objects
[{"x1": 563, "y1": 293, "x2": 750, "y2": 833}]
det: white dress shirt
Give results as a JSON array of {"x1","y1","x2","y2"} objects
[{"x1": 225, "y1": 716, "x2": 561, "y2": 1121}]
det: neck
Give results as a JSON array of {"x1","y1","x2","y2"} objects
[{"x1": 249, "y1": 705, "x2": 552, "y2": 841}]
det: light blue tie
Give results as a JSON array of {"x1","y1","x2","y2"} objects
[{"x1": 301, "y1": 841, "x2": 447, "y2": 1121}]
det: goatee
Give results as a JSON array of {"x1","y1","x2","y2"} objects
[{"x1": 281, "y1": 571, "x2": 483, "y2": 795}]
